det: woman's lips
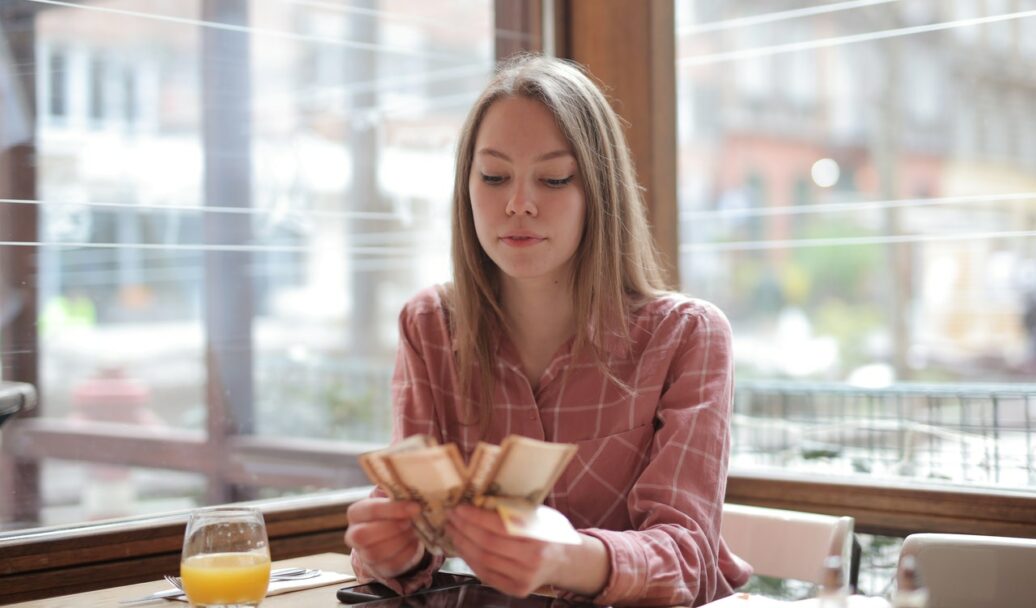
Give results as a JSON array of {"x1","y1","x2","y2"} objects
[{"x1": 500, "y1": 235, "x2": 545, "y2": 247}]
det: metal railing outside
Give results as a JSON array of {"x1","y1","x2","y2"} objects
[
  {"x1": 732, "y1": 380, "x2": 1036, "y2": 489},
  {"x1": 256, "y1": 354, "x2": 394, "y2": 442}
]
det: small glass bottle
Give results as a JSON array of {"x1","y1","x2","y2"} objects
[
  {"x1": 891, "y1": 555, "x2": 929, "y2": 608},
  {"x1": 817, "y1": 555, "x2": 849, "y2": 608}
]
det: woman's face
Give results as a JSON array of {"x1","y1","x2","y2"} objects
[{"x1": 469, "y1": 96, "x2": 586, "y2": 288}]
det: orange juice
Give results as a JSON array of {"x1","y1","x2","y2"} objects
[{"x1": 180, "y1": 552, "x2": 271, "y2": 606}]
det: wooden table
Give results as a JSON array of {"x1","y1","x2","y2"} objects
[
  {"x1": 15, "y1": 553, "x2": 871, "y2": 608},
  {"x1": 9, "y1": 553, "x2": 356, "y2": 608}
]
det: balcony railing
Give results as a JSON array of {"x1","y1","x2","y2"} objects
[{"x1": 731, "y1": 380, "x2": 1036, "y2": 489}]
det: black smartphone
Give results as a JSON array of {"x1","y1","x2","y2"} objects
[
  {"x1": 337, "y1": 581, "x2": 400, "y2": 604},
  {"x1": 345, "y1": 584, "x2": 588, "y2": 608},
  {"x1": 337, "y1": 572, "x2": 479, "y2": 605}
]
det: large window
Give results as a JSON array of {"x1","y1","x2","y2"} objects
[
  {"x1": 3, "y1": 2, "x2": 1034, "y2": 600},
  {"x1": 676, "y1": 0, "x2": 1036, "y2": 492},
  {"x1": 1, "y1": 0, "x2": 494, "y2": 533}
]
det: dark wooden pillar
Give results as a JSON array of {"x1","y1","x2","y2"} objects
[
  {"x1": 0, "y1": 3, "x2": 41, "y2": 526},
  {"x1": 555, "y1": 0, "x2": 678, "y2": 288},
  {"x1": 494, "y1": 0, "x2": 543, "y2": 60}
]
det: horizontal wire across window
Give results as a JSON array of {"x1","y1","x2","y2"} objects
[{"x1": 679, "y1": 8, "x2": 1036, "y2": 64}]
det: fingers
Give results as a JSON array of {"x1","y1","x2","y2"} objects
[
  {"x1": 345, "y1": 517, "x2": 413, "y2": 550},
  {"x1": 473, "y1": 566, "x2": 536, "y2": 598},
  {"x1": 347, "y1": 497, "x2": 420, "y2": 525},
  {"x1": 346, "y1": 499, "x2": 425, "y2": 578},
  {"x1": 346, "y1": 521, "x2": 424, "y2": 578},
  {"x1": 450, "y1": 504, "x2": 506, "y2": 533},
  {"x1": 447, "y1": 505, "x2": 535, "y2": 562},
  {"x1": 446, "y1": 508, "x2": 547, "y2": 593},
  {"x1": 368, "y1": 534, "x2": 424, "y2": 579}
]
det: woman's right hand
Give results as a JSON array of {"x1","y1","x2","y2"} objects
[{"x1": 345, "y1": 497, "x2": 425, "y2": 579}]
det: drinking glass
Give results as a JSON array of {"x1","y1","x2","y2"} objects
[{"x1": 180, "y1": 507, "x2": 272, "y2": 607}]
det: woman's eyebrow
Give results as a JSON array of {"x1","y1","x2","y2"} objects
[{"x1": 477, "y1": 148, "x2": 574, "y2": 162}]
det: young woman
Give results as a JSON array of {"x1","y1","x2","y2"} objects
[{"x1": 345, "y1": 55, "x2": 751, "y2": 607}]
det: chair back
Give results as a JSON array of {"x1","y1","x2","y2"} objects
[
  {"x1": 899, "y1": 532, "x2": 1036, "y2": 608},
  {"x1": 721, "y1": 503, "x2": 855, "y2": 586}
]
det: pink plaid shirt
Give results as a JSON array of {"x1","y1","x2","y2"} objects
[{"x1": 352, "y1": 286, "x2": 752, "y2": 606}]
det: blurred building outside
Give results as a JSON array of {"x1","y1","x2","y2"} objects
[{"x1": 678, "y1": 0, "x2": 1036, "y2": 386}]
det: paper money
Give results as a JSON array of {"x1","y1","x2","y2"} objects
[
  {"x1": 358, "y1": 434, "x2": 580, "y2": 553},
  {"x1": 358, "y1": 434, "x2": 436, "y2": 500},
  {"x1": 494, "y1": 497, "x2": 583, "y2": 545},
  {"x1": 383, "y1": 443, "x2": 466, "y2": 554},
  {"x1": 477, "y1": 435, "x2": 576, "y2": 506},
  {"x1": 464, "y1": 442, "x2": 501, "y2": 503},
  {"x1": 358, "y1": 434, "x2": 441, "y2": 551}
]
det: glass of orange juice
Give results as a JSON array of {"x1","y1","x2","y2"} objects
[{"x1": 180, "y1": 507, "x2": 272, "y2": 607}]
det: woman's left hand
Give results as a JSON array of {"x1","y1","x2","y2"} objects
[{"x1": 445, "y1": 504, "x2": 565, "y2": 597}]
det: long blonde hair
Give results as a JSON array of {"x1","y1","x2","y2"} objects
[{"x1": 449, "y1": 54, "x2": 667, "y2": 429}]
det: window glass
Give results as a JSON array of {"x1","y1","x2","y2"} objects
[
  {"x1": 1023, "y1": 0, "x2": 1036, "y2": 58},
  {"x1": 40, "y1": 459, "x2": 205, "y2": 522},
  {"x1": 47, "y1": 45, "x2": 67, "y2": 118},
  {"x1": 88, "y1": 56, "x2": 104, "y2": 123},
  {"x1": 0, "y1": 0, "x2": 494, "y2": 532},
  {"x1": 676, "y1": 1, "x2": 1036, "y2": 491}
]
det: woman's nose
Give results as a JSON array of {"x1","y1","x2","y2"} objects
[{"x1": 505, "y1": 183, "x2": 538, "y2": 217}]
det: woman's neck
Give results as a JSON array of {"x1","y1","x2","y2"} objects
[
  {"x1": 499, "y1": 275, "x2": 576, "y2": 385},
  {"x1": 501, "y1": 276, "x2": 575, "y2": 337}
]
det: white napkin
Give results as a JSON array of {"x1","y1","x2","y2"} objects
[
  {"x1": 704, "y1": 593, "x2": 892, "y2": 607},
  {"x1": 267, "y1": 570, "x2": 355, "y2": 596}
]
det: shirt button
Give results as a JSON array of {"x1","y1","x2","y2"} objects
[{"x1": 528, "y1": 413, "x2": 536, "y2": 420}]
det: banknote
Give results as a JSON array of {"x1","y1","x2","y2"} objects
[
  {"x1": 358, "y1": 434, "x2": 580, "y2": 553},
  {"x1": 358, "y1": 433, "x2": 436, "y2": 500},
  {"x1": 494, "y1": 497, "x2": 583, "y2": 545},
  {"x1": 476, "y1": 435, "x2": 576, "y2": 506},
  {"x1": 358, "y1": 434, "x2": 441, "y2": 550},
  {"x1": 383, "y1": 443, "x2": 467, "y2": 554},
  {"x1": 463, "y1": 442, "x2": 501, "y2": 503}
]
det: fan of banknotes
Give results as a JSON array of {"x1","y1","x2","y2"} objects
[{"x1": 359, "y1": 434, "x2": 582, "y2": 555}]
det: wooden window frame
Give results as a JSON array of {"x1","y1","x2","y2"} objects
[
  {"x1": 0, "y1": 0, "x2": 41, "y2": 530},
  {"x1": 557, "y1": 0, "x2": 679, "y2": 288},
  {"x1": 1, "y1": 1, "x2": 1034, "y2": 603}
]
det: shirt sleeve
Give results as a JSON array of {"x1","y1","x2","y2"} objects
[
  {"x1": 349, "y1": 300, "x2": 447, "y2": 593},
  {"x1": 564, "y1": 302, "x2": 752, "y2": 607}
]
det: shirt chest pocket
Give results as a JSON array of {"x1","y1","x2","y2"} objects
[{"x1": 551, "y1": 423, "x2": 655, "y2": 530}]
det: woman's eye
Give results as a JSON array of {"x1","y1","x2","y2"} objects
[
  {"x1": 544, "y1": 175, "x2": 575, "y2": 188},
  {"x1": 480, "y1": 173, "x2": 506, "y2": 185}
]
